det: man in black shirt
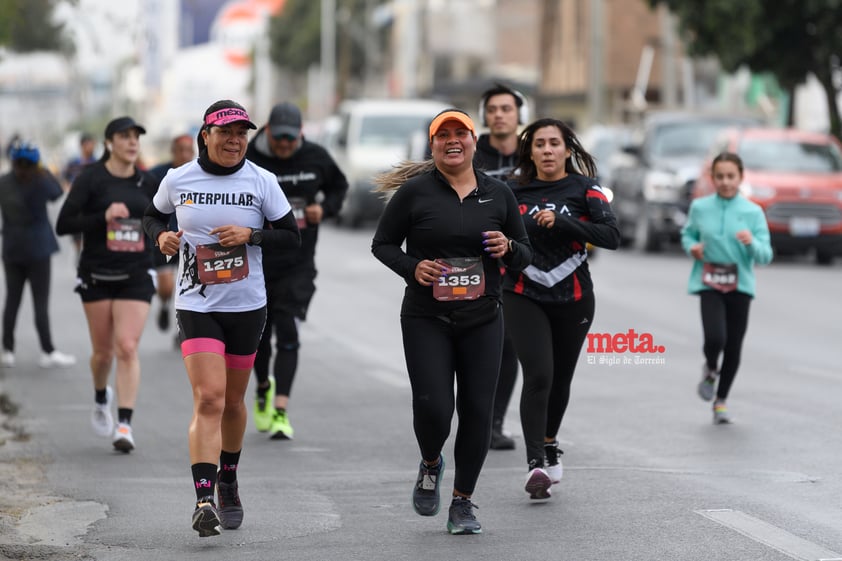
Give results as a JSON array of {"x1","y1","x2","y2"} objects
[
  {"x1": 246, "y1": 102, "x2": 348, "y2": 440},
  {"x1": 474, "y1": 83, "x2": 529, "y2": 450}
]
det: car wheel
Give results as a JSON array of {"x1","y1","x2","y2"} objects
[
  {"x1": 815, "y1": 250, "x2": 834, "y2": 265},
  {"x1": 634, "y1": 213, "x2": 661, "y2": 253}
]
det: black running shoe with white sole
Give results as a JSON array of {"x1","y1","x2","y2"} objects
[{"x1": 192, "y1": 496, "x2": 222, "y2": 537}]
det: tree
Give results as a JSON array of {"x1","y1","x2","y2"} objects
[
  {"x1": 0, "y1": 0, "x2": 73, "y2": 54},
  {"x1": 650, "y1": 0, "x2": 842, "y2": 138},
  {"x1": 267, "y1": 0, "x2": 388, "y2": 100}
]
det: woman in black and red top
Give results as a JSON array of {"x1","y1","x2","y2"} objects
[{"x1": 503, "y1": 117, "x2": 619, "y2": 501}]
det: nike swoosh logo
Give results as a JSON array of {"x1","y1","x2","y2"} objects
[{"x1": 478, "y1": 198, "x2": 493, "y2": 204}]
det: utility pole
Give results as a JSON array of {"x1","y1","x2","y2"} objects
[
  {"x1": 587, "y1": 0, "x2": 605, "y2": 124},
  {"x1": 321, "y1": 0, "x2": 336, "y2": 114},
  {"x1": 661, "y1": 9, "x2": 678, "y2": 108},
  {"x1": 538, "y1": 0, "x2": 559, "y2": 116}
]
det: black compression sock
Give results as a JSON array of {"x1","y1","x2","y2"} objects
[
  {"x1": 117, "y1": 408, "x2": 133, "y2": 425},
  {"x1": 218, "y1": 449, "x2": 241, "y2": 484},
  {"x1": 191, "y1": 462, "x2": 217, "y2": 502}
]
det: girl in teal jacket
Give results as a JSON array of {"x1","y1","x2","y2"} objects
[{"x1": 681, "y1": 152, "x2": 772, "y2": 424}]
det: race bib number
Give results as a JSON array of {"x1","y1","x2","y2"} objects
[
  {"x1": 196, "y1": 243, "x2": 249, "y2": 285},
  {"x1": 106, "y1": 218, "x2": 145, "y2": 252},
  {"x1": 289, "y1": 196, "x2": 307, "y2": 230},
  {"x1": 702, "y1": 262, "x2": 738, "y2": 293},
  {"x1": 432, "y1": 257, "x2": 485, "y2": 301}
]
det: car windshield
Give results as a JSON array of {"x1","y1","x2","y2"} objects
[
  {"x1": 651, "y1": 121, "x2": 744, "y2": 159},
  {"x1": 358, "y1": 115, "x2": 431, "y2": 147},
  {"x1": 738, "y1": 138, "x2": 842, "y2": 173}
]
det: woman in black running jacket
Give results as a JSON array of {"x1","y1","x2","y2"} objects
[
  {"x1": 372, "y1": 109, "x2": 532, "y2": 535},
  {"x1": 503, "y1": 118, "x2": 619, "y2": 501}
]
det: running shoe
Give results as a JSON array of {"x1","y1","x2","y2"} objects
[
  {"x1": 157, "y1": 307, "x2": 170, "y2": 331},
  {"x1": 192, "y1": 496, "x2": 222, "y2": 537},
  {"x1": 713, "y1": 401, "x2": 732, "y2": 425},
  {"x1": 1, "y1": 351, "x2": 15, "y2": 368},
  {"x1": 253, "y1": 379, "x2": 275, "y2": 433},
  {"x1": 490, "y1": 419, "x2": 515, "y2": 450},
  {"x1": 544, "y1": 441, "x2": 564, "y2": 484},
  {"x1": 39, "y1": 350, "x2": 76, "y2": 368},
  {"x1": 269, "y1": 409, "x2": 294, "y2": 440},
  {"x1": 447, "y1": 497, "x2": 481, "y2": 535},
  {"x1": 217, "y1": 479, "x2": 244, "y2": 529},
  {"x1": 697, "y1": 364, "x2": 717, "y2": 401},
  {"x1": 412, "y1": 455, "x2": 444, "y2": 516},
  {"x1": 112, "y1": 422, "x2": 135, "y2": 453},
  {"x1": 91, "y1": 386, "x2": 114, "y2": 437},
  {"x1": 525, "y1": 462, "x2": 552, "y2": 501}
]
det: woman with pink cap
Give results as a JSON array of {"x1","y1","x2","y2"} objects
[{"x1": 143, "y1": 99, "x2": 300, "y2": 537}]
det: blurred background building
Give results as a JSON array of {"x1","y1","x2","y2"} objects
[{"x1": 0, "y1": 0, "x2": 835, "y2": 169}]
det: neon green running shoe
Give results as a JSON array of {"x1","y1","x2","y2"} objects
[
  {"x1": 270, "y1": 409, "x2": 294, "y2": 440},
  {"x1": 253, "y1": 378, "x2": 275, "y2": 433}
]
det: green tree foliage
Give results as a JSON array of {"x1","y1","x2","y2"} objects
[
  {"x1": 268, "y1": 0, "x2": 320, "y2": 72},
  {"x1": 0, "y1": 0, "x2": 73, "y2": 53},
  {"x1": 650, "y1": 0, "x2": 842, "y2": 138},
  {"x1": 267, "y1": 0, "x2": 384, "y2": 84}
]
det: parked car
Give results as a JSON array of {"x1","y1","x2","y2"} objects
[
  {"x1": 578, "y1": 123, "x2": 633, "y2": 188},
  {"x1": 693, "y1": 127, "x2": 842, "y2": 265},
  {"x1": 324, "y1": 98, "x2": 451, "y2": 228},
  {"x1": 608, "y1": 111, "x2": 762, "y2": 252}
]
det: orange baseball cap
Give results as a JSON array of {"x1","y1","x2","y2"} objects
[{"x1": 429, "y1": 109, "x2": 476, "y2": 140}]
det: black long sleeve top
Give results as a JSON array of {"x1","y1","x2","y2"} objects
[
  {"x1": 372, "y1": 167, "x2": 532, "y2": 317},
  {"x1": 504, "y1": 173, "x2": 619, "y2": 303},
  {"x1": 56, "y1": 161, "x2": 158, "y2": 277}
]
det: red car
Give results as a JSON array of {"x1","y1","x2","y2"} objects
[{"x1": 693, "y1": 127, "x2": 842, "y2": 264}]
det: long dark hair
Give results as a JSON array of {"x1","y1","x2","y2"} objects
[{"x1": 514, "y1": 118, "x2": 597, "y2": 184}]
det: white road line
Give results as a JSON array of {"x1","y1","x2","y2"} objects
[{"x1": 696, "y1": 509, "x2": 841, "y2": 561}]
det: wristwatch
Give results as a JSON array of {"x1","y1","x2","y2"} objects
[{"x1": 248, "y1": 227, "x2": 263, "y2": 246}]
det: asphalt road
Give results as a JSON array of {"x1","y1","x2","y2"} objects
[{"x1": 0, "y1": 223, "x2": 840, "y2": 561}]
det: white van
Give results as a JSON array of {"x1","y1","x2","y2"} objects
[{"x1": 325, "y1": 98, "x2": 450, "y2": 228}]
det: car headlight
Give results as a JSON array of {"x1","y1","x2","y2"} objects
[
  {"x1": 740, "y1": 181, "x2": 776, "y2": 200},
  {"x1": 643, "y1": 170, "x2": 682, "y2": 203}
]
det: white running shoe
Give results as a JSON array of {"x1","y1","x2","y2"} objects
[
  {"x1": 39, "y1": 350, "x2": 77, "y2": 368},
  {"x1": 544, "y1": 441, "x2": 564, "y2": 484},
  {"x1": 546, "y1": 462, "x2": 563, "y2": 485},
  {"x1": 112, "y1": 422, "x2": 135, "y2": 453},
  {"x1": 525, "y1": 467, "x2": 552, "y2": 500},
  {"x1": 91, "y1": 386, "x2": 114, "y2": 437},
  {"x1": 1, "y1": 351, "x2": 15, "y2": 368}
]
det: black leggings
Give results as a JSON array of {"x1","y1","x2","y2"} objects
[
  {"x1": 2, "y1": 258, "x2": 55, "y2": 353},
  {"x1": 699, "y1": 290, "x2": 752, "y2": 401},
  {"x1": 503, "y1": 291, "x2": 595, "y2": 465},
  {"x1": 401, "y1": 312, "x2": 504, "y2": 496},
  {"x1": 253, "y1": 308, "x2": 299, "y2": 396},
  {"x1": 492, "y1": 332, "x2": 518, "y2": 424}
]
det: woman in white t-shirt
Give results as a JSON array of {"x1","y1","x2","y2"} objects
[{"x1": 143, "y1": 99, "x2": 300, "y2": 538}]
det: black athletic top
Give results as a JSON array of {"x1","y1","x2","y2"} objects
[
  {"x1": 503, "y1": 173, "x2": 619, "y2": 304},
  {"x1": 473, "y1": 134, "x2": 518, "y2": 181},
  {"x1": 372, "y1": 167, "x2": 532, "y2": 317},
  {"x1": 56, "y1": 161, "x2": 159, "y2": 278},
  {"x1": 246, "y1": 131, "x2": 348, "y2": 276}
]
